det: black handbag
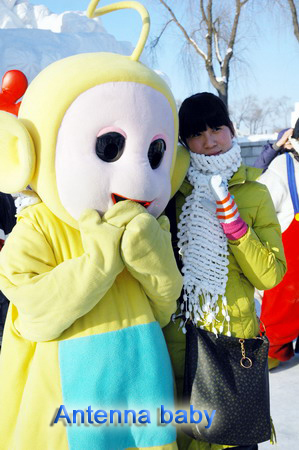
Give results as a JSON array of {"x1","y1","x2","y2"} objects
[{"x1": 183, "y1": 322, "x2": 271, "y2": 446}]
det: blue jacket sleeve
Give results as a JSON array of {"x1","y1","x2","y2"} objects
[{"x1": 253, "y1": 142, "x2": 278, "y2": 172}]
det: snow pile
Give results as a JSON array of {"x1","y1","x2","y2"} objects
[
  {"x1": 238, "y1": 133, "x2": 277, "y2": 143},
  {"x1": 0, "y1": 0, "x2": 133, "y2": 83},
  {"x1": 0, "y1": 0, "x2": 106, "y2": 32}
]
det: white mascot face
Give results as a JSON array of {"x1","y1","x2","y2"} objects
[{"x1": 55, "y1": 82, "x2": 175, "y2": 219}]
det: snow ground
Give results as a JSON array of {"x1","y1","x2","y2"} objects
[
  {"x1": 259, "y1": 353, "x2": 299, "y2": 449},
  {"x1": 255, "y1": 299, "x2": 299, "y2": 449}
]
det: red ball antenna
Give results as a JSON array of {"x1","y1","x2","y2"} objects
[{"x1": 0, "y1": 70, "x2": 28, "y2": 116}]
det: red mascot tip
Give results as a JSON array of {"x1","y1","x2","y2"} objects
[{"x1": 0, "y1": 70, "x2": 28, "y2": 116}]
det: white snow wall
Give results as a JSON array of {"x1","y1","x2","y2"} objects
[{"x1": 0, "y1": 0, "x2": 134, "y2": 84}]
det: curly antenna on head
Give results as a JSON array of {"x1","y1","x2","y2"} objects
[{"x1": 87, "y1": 0, "x2": 150, "y2": 61}]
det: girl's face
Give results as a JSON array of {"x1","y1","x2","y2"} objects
[{"x1": 186, "y1": 125, "x2": 233, "y2": 156}]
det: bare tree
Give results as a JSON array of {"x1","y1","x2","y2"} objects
[
  {"x1": 271, "y1": 96, "x2": 293, "y2": 130},
  {"x1": 272, "y1": 0, "x2": 299, "y2": 43},
  {"x1": 287, "y1": 0, "x2": 299, "y2": 42},
  {"x1": 239, "y1": 96, "x2": 265, "y2": 134},
  {"x1": 231, "y1": 95, "x2": 293, "y2": 134},
  {"x1": 151, "y1": 0, "x2": 250, "y2": 106},
  {"x1": 230, "y1": 96, "x2": 258, "y2": 132}
]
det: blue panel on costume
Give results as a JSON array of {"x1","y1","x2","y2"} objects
[{"x1": 59, "y1": 322, "x2": 175, "y2": 450}]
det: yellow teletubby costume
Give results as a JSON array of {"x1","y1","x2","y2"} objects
[{"x1": 0, "y1": 2, "x2": 189, "y2": 449}]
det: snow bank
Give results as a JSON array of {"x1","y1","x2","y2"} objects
[
  {"x1": 0, "y1": 0, "x2": 133, "y2": 84},
  {"x1": 238, "y1": 133, "x2": 277, "y2": 143}
]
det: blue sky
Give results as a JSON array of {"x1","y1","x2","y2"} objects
[{"x1": 30, "y1": 0, "x2": 299, "y2": 117}]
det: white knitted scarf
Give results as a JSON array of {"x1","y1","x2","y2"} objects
[{"x1": 177, "y1": 140, "x2": 242, "y2": 335}]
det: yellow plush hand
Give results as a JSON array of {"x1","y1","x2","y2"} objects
[
  {"x1": 78, "y1": 202, "x2": 146, "y2": 273},
  {"x1": 120, "y1": 212, "x2": 183, "y2": 327},
  {"x1": 102, "y1": 200, "x2": 146, "y2": 228},
  {"x1": 121, "y1": 211, "x2": 165, "y2": 264},
  {"x1": 78, "y1": 208, "x2": 125, "y2": 273}
]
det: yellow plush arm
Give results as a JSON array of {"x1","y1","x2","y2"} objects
[{"x1": 0, "y1": 204, "x2": 146, "y2": 342}]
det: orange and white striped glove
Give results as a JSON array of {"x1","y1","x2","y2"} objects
[{"x1": 209, "y1": 174, "x2": 248, "y2": 240}]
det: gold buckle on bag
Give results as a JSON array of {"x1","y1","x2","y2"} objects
[{"x1": 239, "y1": 339, "x2": 253, "y2": 369}]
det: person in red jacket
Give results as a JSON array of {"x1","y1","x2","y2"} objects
[{"x1": 258, "y1": 119, "x2": 299, "y2": 369}]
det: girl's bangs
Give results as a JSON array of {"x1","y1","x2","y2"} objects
[{"x1": 185, "y1": 110, "x2": 230, "y2": 138}]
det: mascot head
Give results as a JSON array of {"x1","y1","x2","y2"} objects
[{"x1": 0, "y1": 0, "x2": 189, "y2": 229}]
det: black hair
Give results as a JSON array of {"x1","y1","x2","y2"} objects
[
  {"x1": 292, "y1": 117, "x2": 299, "y2": 140},
  {"x1": 178, "y1": 92, "x2": 235, "y2": 148},
  {"x1": 288, "y1": 117, "x2": 299, "y2": 162},
  {"x1": 288, "y1": 148, "x2": 299, "y2": 163}
]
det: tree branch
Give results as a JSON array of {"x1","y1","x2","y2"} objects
[
  {"x1": 200, "y1": 0, "x2": 223, "y2": 92},
  {"x1": 206, "y1": 0, "x2": 213, "y2": 63},
  {"x1": 222, "y1": 0, "x2": 245, "y2": 75},
  {"x1": 150, "y1": 19, "x2": 174, "y2": 49},
  {"x1": 157, "y1": 0, "x2": 208, "y2": 59},
  {"x1": 213, "y1": 18, "x2": 223, "y2": 65},
  {"x1": 155, "y1": 0, "x2": 250, "y2": 106},
  {"x1": 287, "y1": 0, "x2": 299, "y2": 42},
  {"x1": 200, "y1": 0, "x2": 208, "y2": 25}
]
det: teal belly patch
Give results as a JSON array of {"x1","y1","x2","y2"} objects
[{"x1": 58, "y1": 321, "x2": 175, "y2": 449}]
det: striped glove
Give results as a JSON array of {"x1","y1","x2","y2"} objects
[{"x1": 209, "y1": 174, "x2": 248, "y2": 240}]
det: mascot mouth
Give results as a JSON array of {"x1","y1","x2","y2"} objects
[{"x1": 112, "y1": 193, "x2": 152, "y2": 208}]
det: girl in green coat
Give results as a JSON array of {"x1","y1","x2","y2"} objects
[{"x1": 164, "y1": 93, "x2": 286, "y2": 450}]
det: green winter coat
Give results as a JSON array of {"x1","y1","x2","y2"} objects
[{"x1": 163, "y1": 164, "x2": 286, "y2": 450}]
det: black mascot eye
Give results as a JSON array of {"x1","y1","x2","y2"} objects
[
  {"x1": 96, "y1": 132, "x2": 125, "y2": 162},
  {"x1": 148, "y1": 139, "x2": 166, "y2": 169}
]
